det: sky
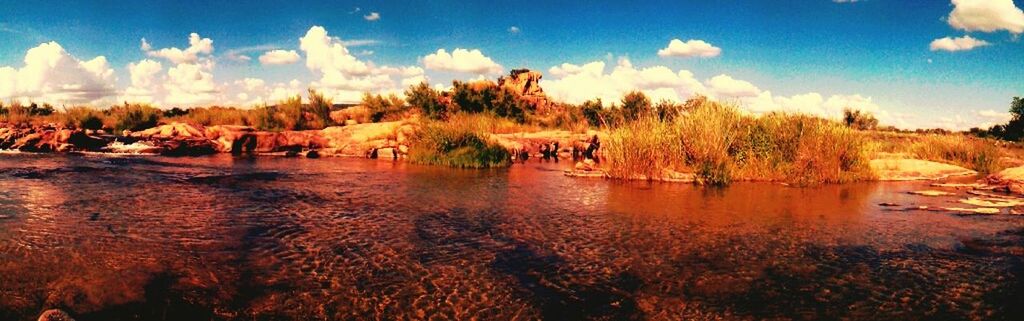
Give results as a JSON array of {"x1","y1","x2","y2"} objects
[{"x1": 0, "y1": 0, "x2": 1022, "y2": 129}]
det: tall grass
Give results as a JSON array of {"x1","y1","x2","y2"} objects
[
  {"x1": 678, "y1": 101, "x2": 742, "y2": 185},
  {"x1": 106, "y1": 103, "x2": 161, "y2": 132},
  {"x1": 604, "y1": 116, "x2": 685, "y2": 180},
  {"x1": 408, "y1": 121, "x2": 511, "y2": 168},
  {"x1": 446, "y1": 112, "x2": 540, "y2": 134},
  {"x1": 603, "y1": 100, "x2": 873, "y2": 185},
  {"x1": 911, "y1": 134, "x2": 1000, "y2": 173}
]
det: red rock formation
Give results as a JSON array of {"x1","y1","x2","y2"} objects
[{"x1": 499, "y1": 69, "x2": 544, "y2": 96}]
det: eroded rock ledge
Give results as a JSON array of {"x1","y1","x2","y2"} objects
[{"x1": 0, "y1": 121, "x2": 416, "y2": 158}]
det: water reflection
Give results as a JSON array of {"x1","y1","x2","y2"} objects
[{"x1": 0, "y1": 154, "x2": 1021, "y2": 320}]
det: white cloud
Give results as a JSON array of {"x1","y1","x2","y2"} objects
[
  {"x1": 123, "y1": 33, "x2": 224, "y2": 107},
  {"x1": 543, "y1": 58, "x2": 706, "y2": 105},
  {"x1": 0, "y1": 41, "x2": 117, "y2": 105},
  {"x1": 657, "y1": 39, "x2": 722, "y2": 58},
  {"x1": 706, "y1": 74, "x2": 761, "y2": 98},
  {"x1": 929, "y1": 35, "x2": 991, "y2": 51},
  {"x1": 978, "y1": 109, "x2": 1013, "y2": 123},
  {"x1": 164, "y1": 62, "x2": 218, "y2": 106},
  {"x1": 422, "y1": 48, "x2": 503, "y2": 75},
  {"x1": 121, "y1": 59, "x2": 163, "y2": 104},
  {"x1": 259, "y1": 49, "x2": 301, "y2": 65},
  {"x1": 948, "y1": 0, "x2": 1024, "y2": 34},
  {"x1": 299, "y1": 26, "x2": 425, "y2": 103},
  {"x1": 143, "y1": 32, "x2": 214, "y2": 64},
  {"x1": 364, "y1": 12, "x2": 380, "y2": 21},
  {"x1": 509, "y1": 26, "x2": 520, "y2": 33}
]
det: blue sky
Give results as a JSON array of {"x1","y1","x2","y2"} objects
[{"x1": 1, "y1": 0, "x2": 1022, "y2": 129}]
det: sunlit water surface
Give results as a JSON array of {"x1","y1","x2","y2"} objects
[{"x1": 0, "y1": 153, "x2": 1021, "y2": 320}]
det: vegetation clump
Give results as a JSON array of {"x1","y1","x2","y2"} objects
[
  {"x1": 408, "y1": 121, "x2": 511, "y2": 168},
  {"x1": 604, "y1": 98, "x2": 872, "y2": 185}
]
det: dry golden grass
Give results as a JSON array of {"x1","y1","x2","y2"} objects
[{"x1": 603, "y1": 101, "x2": 873, "y2": 185}]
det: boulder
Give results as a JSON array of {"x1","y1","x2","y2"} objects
[
  {"x1": 130, "y1": 122, "x2": 205, "y2": 139},
  {"x1": 988, "y1": 166, "x2": 1024, "y2": 194},
  {"x1": 499, "y1": 69, "x2": 544, "y2": 96}
]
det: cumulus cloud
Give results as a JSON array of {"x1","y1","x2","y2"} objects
[
  {"x1": 657, "y1": 39, "x2": 722, "y2": 58},
  {"x1": 124, "y1": 32, "x2": 223, "y2": 107},
  {"x1": 929, "y1": 35, "x2": 991, "y2": 51},
  {"x1": 121, "y1": 59, "x2": 163, "y2": 104},
  {"x1": 0, "y1": 41, "x2": 117, "y2": 105},
  {"x1": 143, "y1": 33, "x2": 214, "y2": 64},
  {"x1": 509, "y1": 26, "x2": 520, "y2": 34},
  {"x1": 948, "y1": 0, "x2": 1024, "y2": 34},
  {"x1": 364, "y1": 12, "x2": 380, "y2": 21},
  {"x1": 259, "y1": 49, "x2": 301, "y2": 65},
  {"x1": 543, "y1": 58, "x2": 914, "y2": 127},
  {"x1": 422, "y1": 48, "x2": 503, "y2": 75},
  {"x1": 543, "y1": 58, "x2": 706, "y2": 105},
  {"x1": 706, "y1": 74, "x2": 761, "y2": 98},
  {"x1": 299, "y1": 26, "x2": 425, "y2": 103}
]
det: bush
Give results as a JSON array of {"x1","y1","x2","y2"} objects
[
  {"x1": 61, "y1": 107, "x2": 105, "y2": 130},
  {"x1": 107, "y1": 103, "x2": 161, "y2": 132},
  {"x1": 843, "y1": 108, "x2": 878, "y2": 130},
  {"x1": 362, "y1": 92, "x2": 408, "y2": 122},
  {"x1": 406, "y1": 82, "x2": 445, "y2": 119},
  {"x1": 408, "y1": 121, "x2": 511, "y2": 168},
  {"x1": 620, "y1": 91, "x2": 652, "y2": 121}
]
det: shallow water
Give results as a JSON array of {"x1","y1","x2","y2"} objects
[{"x1": 0, "y1": 153, "x2": 1021, "y2": 320}]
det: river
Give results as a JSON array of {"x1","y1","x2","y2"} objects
[{"x1": 0, "y1": 153, "x2": 1021, "y2": 320}]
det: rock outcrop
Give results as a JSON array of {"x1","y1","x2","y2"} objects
[
  {"x1": 0, "y1": 125, "x2": 107, "y2": 153},
  {"x1": 987, "y1": 165, "x2": 1024, "y2": 194},
  {"x1": 869, "y1": 158, "x2": 976, "y2": 181},
  {"x1": 499, "y1": 69, "x2": 544, "y2": 96}
]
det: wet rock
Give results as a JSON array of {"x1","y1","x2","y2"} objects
[
  {"x1": 37, "y1": 309, "x2": 74, "y2": 321},
  {"x1": 908, "y1": 190, "x2": 956, "y2": 197},
  {"x1": 306, "y1": 150, "x2": 320, "y2": 159}
]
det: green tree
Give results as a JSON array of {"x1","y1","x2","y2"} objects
[
  {"x1": 580, "y1": 99, "x2": 604, "y2": 127},
  {"x1": 307, "y1": 88, "x2": 333, "y2": 129}
]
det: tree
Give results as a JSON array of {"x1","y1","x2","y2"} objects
[
  {"x1": 620, "y1": 91, "x2": 652, "y2": 121},
  {"x1": 362, "y1": 92, "x2": 407, "y2": 122},
  {"x1": 307, "y1": 88, "x2": 333, "y2": 128},
  {"x1": 842, "y1": 108, "x2": 878, "y2": 130},
  {"x1": 405, "y1": 82, "x2": 445, "y2": 119},
  {"x1": 580, "y1": 99, "x2": 604, "y2": 127},
  {"x1": 1010, "y1": 97, "x2": 1024, "y2": 120},
  {"x1": 655, "y1": 99, "x2": 682, "y2": 122}
]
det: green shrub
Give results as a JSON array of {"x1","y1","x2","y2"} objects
[
  {"x1": 405, "y1": 82, "x2": 445, "y2": 119},
  {"x1": 408, "y1": 121, "x2": 511, "y2": 168}
]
